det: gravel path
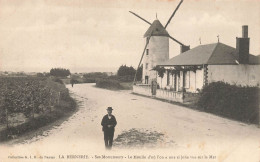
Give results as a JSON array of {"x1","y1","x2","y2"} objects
[{"x1": 1, "y1": 83, "x2": 259, "y2": 162}]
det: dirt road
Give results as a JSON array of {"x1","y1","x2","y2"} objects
[{"x1": 1, "y1": 83, "x2": 259, "y2": 162}]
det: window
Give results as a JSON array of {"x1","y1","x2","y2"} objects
[
  {"x1": 145, "y1": 63, "x2": 148, "y2": 70},
  {"x1": 146, "y1": 49, "x2": 149, "y2": 55}
]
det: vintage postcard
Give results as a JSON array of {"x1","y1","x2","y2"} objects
[{"x1": 0, "y1": 0, "x2": 259, "y2": 162}]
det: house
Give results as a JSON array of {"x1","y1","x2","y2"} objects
[{"x1": 156, "y1": 25, "x2": 260, "y2": 92}]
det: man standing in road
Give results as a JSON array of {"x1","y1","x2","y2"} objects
[{"x1": 101, "y1": 107, "x2": 117, "y2": 149}]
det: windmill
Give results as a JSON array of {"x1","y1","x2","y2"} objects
[{"x1": 131, "y1": 0, "x2": 189, "y2": 84}]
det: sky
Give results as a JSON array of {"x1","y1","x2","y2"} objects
[{"x1": 0, "y1": 0, "x2": 259, "y2": 73}]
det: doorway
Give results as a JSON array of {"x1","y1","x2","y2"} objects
[{"x1": 145, "y1": 76, "x2": 149, "y2": 84}]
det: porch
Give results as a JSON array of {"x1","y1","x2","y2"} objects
[{"x1": 156, "y1": 65, "x2": 205, "y2": 93}]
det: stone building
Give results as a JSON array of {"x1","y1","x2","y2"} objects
[{"x1": 142, "y1": 19, "x2": 169, "y2": 84}]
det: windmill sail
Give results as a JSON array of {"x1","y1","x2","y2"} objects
[
  {"x1": 164, "y1": 0, "x2": 184, "y2": 29},
  {"x1": 129, "y1": 11, "x2": 152, "y2": 25},
  {"x1": 169, "y1": 35, "x2": 184, "y2": 46}
]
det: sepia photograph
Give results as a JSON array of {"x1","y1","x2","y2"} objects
[{"x1": 0, "y1": 0, "x2": 259, "y2": 161}]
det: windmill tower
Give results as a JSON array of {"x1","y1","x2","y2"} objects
[{"x1": 131, "y1": 0, "x2": 189, "y2": 85}]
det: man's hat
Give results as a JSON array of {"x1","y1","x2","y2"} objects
[{"x1": 107, "y1": 107, "x2": 113, "y2": 111}]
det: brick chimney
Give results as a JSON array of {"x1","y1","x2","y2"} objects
[
  {"x1": 236, "y1": 25, "x2": 250, "y2": 64},
  {"x1": 180, "y1": 45, "x2": 190, "y2": 53}
]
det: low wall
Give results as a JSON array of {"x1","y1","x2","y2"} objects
[
  {"x1": 156, "y1": 89, "x2": 184, "y2": 103},
  {"x1": 133, "y1": 85, "x2": 184, "y2": 103},
  {"x1": 133, "y1": 85, "x2": 152, "y2": 97}
]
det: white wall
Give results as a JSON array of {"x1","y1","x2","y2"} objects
[
  {"x1": 142, "y1": 36, "x2": 169, "y2": 84},
  {"x1": 208, "y1": 65, "x2": 260, "y2": 86},
  {"x1": 195, "y1": 69, "x2": 204, "y2": 91},
  {"x1": 133, "y1": 85, "x2": 152, "y2": 96},
  {"x1": 186, "y1": 70, "x2": 204, "y2": 92}
]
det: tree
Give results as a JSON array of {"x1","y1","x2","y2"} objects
[
  {"x1": 50, "y1": 68, "x2": 70, "y2": 77},
  {"x1": 117, "y1": 65, "x2": 136, "y2": 77},
  {"x1": 136, "y1": 65, "x2": 143, "y2": 81},
  {"x1": 116, "y1": 65, "x2": 136, "y2": 82}
]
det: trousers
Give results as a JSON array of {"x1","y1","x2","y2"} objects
[{"x1": 103, "y1": 130, "x2": 114, "y2": 149}]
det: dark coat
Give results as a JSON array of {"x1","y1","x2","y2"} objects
[{"x1": 101, "y1": 114, "x2": 117, "y2": 132}]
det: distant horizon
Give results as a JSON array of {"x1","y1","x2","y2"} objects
[
  {"x1": 0, "y1": 0, "x2": 259, "y2": 73},
  {"x1": 1, "y1": 40, "x2": 259, "y2": 73},
  {"x1": 0, "y1": 66, "x2": 119, "y2": 73}
]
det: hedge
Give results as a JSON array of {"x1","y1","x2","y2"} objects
[
  {"x1": 96, "y1": 79, "x2": 123, "y2": 90},
  {"x1": 197, "y1": 82, "x2": 259, "y2": 124}
]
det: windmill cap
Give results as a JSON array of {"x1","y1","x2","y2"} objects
[
  {"x1": 107, "y1": 107, "x2": 113, "y2": 110},
  {"x1": 144, "y1": 20, "x2": 169, "y2": 37}
]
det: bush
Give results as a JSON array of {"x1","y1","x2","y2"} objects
[
  {"x1": 83, "y1": 72, "x2": 108, "y2": 83},
  {"x1": 53, "y1": 78, "x2": 63, "y2": 84},
  {"x1": 117, "y1": 75, "x2": 134, "y2": 82},
  {"x1": 96, "y1": 79, "x2": 123, "y2": 90},
  {"x1": 197, "y1": 81, "x2": 259, "y2": 124},
  {"x1": 83, "y1": 78, "x2": 96, "y2": 83}
]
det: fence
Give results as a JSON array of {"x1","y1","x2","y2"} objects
[{"x1": 133, "y1": 84, "x2": 185, "y2": 103}]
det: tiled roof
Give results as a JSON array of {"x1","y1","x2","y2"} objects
[{"x1": 158, "y1": 43, "x2": 260, "y2": 66}]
